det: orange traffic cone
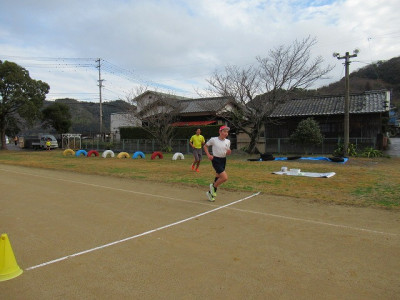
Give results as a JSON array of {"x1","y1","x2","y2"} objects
[{"x1": 0, "y1": 233, "x2": 23, "y2": 281}]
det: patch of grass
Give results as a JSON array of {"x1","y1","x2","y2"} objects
[
  {"x1": 64, "y1": 164, "x2": 77, "y2": 168},
  {"x1": 0, "y1": 154, "x2": 21, "y2": 161},
  {"x1": 108, "y1": 167, "x2": 133, "y2": 174},
  {"x1": 1, "y1": 149, "x2": 399, "y2": 209},
  {"x1": 352, "y1": 182, "x2": 400, "y2": 208}
]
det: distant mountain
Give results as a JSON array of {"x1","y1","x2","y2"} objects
[
  {"x1": 49, "y1": 98, "x2": 134, "y2": 135},
  {"x1": 316, "y1": 56, "x2": 400, "y2": 108},
  {"x1": 250, "y1": 56, "x2": 400, "y2": 112},
  {"x1": 20, "y1": 98, "x2": 134, "y2": 136}
]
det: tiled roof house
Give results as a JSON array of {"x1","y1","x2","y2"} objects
[
  {"x1": 171, "y1": 97, "x2": 235, "y2": 126},
  {"x1": 134, "y1": 91, "x2": 234, "y2": 126},
  {"x1": 266, "y1": 90, "x2": 390, "y2": 139},
  {"x1": 270, "y1": 90, "x2": 389, "y2": 117},
  {"x1": 112, "y1": 89, "x2": 390, "y2": 152},
  {"x1": 111, "y1": 92, "x2": 234, "y2": 140}
]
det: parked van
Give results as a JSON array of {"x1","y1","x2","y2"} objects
[{"x1": 20, "y1": 134, "x2": 58, "y2": 150}]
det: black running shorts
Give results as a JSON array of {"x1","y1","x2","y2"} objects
[{"x1": 211, "y1": 156, "x2": 226, "y2": 174}]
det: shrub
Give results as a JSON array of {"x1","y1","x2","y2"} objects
[
  {"x1": 290, "y1": 118, "x2": 324, "y2": 154},
  {"x1": 161, "y1": 145, "x2": 173, "y2": 153},
  {"x1": 358, "y1": 147, "x2": 383, "y2": 158},
  {"x1": 333, "y1": 143, "x2": 357, "y2": 157}
]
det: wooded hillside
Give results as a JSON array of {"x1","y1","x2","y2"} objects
[
  {"x1": 19, "y1": 98, "x2": 134, "y2": 136},
  {"x1": 317, "y1": 56, "x2": 400, "y2": 108},
  {"x1": 48, "y1": 98, "x2": 133, "y2": 135}
]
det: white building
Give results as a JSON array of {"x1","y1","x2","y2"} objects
[{"x1": 110, "y1": 113, "x2": 141, "y2": 141}]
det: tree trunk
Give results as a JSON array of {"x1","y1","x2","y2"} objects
[
  {"x1": 0, "y1": 122, "x2": 7, "y2": 150},
  {"x1": 247, "y1": 127, "x2": 261, "y2": 154},
  {"x1": 160, "y1": 136, "x2": 170, "y2": 152}
]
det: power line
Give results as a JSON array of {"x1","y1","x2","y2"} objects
[
  {"x1": 1, "y1": 54, "x2": 195, "y2": 98},
  {"x1": 0, "y1": 55, "x2": 96, "y2": 61}
]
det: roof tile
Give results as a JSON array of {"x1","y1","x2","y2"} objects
[
  {"x1": 178, "y1": 97, "x2": 231, "y2": 114},
  {"x1": 270, "y1": 90, "x2": 390, "y2": 117}
]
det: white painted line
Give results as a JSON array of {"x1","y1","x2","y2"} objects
[
  {"x1": 229, "y1": 207, "x2": 400, "y2": 237},
  {"x1": 25, "y1": 192, "x2": 261, "y2": 271},
  {"x1": 2, "y1": 167, "x2": 398, "y2": 238}
]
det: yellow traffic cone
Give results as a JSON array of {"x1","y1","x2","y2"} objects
[{"x1": 0, "y1": 233, "x2": 23, "y2": 281}]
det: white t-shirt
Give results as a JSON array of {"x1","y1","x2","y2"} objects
[{"x1": 206, "y1": 137, "x2": 231, "y2": 158}]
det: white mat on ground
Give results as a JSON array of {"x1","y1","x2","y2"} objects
[{"x1": 273, "y1": 170, "x2": 336, "y2": 178}]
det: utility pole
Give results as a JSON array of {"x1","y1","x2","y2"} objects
[
  {"x1": 96, "y1": 58, "x2": 104, "y2": 141},
  {"x1": 333, "y1": 49, "x2": 359, "y2": 156}
]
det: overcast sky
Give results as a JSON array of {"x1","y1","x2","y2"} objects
[{"x1": 1, "y1": 0, "x2": 399, "y2": 102}]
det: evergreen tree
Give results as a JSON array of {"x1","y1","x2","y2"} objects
[
  {"x1": 42, "y1": 102, "x2": 72, "y2": 134},
  {"x1": 0, "y1": 60, "x2": 49, "y2": 149},
  {"x1": 290, "y1": 117, "x2": 324, "y2": 154}
]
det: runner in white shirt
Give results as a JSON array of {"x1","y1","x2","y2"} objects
[{"x1": 203, "y1": 125, "x2": 231, "y2": 202}]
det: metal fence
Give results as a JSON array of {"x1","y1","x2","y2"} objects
[
  {"x1": 264, "y1": 137, "x2": 376, "y2": 154},
  {"x1": 82, "y1": 139, "x2": 192, "y2": 154},
  {"x1": 80, "y1": 137, "x2": 376, "y2": 155}
]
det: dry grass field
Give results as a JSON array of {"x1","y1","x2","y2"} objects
[{"x1": 0, "y1": 149, "x2": 399, "y2": 209}]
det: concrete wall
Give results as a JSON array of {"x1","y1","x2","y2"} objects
[
  {"x1": 236, "y1": 131, "x2": 266, "y2": 153},
  {"x1": 110, "y1": 113, "x2": 141, "y2": 141}
]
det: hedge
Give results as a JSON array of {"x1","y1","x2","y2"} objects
[{"x1": 120, "y1": 125, "x2": 222, "y2": 140}]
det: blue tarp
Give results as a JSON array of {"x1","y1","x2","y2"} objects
[{"x1": 275, "y1": 157, "x2": 348, "y2": 164}]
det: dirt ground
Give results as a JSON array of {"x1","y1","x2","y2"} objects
[{"x1": 0, "y1": 164, "x2": 399, "y2": 299}]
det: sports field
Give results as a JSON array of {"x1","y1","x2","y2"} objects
[{"x1": 1, "y1": 163, "x2": 399, "y2": 299}]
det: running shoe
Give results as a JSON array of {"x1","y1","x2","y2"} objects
[
  {"x1": 209, "y1": 183, "x2": 217, "y2": 197},
  {"x1": 206, "y1": 191, "x2": 215, "y2": 202},
  {"x1": 191, "y1": 164, "x2": 195, "y2": 170},
  {"x1": 195, "y1": 169, "x2": 199, "y2": 173}
]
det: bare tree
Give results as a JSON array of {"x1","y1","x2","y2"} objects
[
  {"x1": 257, "y1": 36, "x2": 332, "y2": 106},
  {"x1": 205, "y1": 65, "x2": 265, "y2": 153},
  {"x1": 139, "y1": 95, "x2": 184, "y2": 152},
  {"x1": 123, "y1": 86, "x2": 185, "y2": 152},
  {"x1": 121, "y1": 85, "x2": 148, "y2": 124},
  {"x1": 205, "y1": 36, "x2": 333, "y2": 153}
]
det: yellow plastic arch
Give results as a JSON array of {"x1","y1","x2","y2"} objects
[
  {"x1": 117, "y1": 152, "x2": 130, "y2": 159},
  {"x1": 63, "y1": 149, "x2": 75, "y2": 156}
]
